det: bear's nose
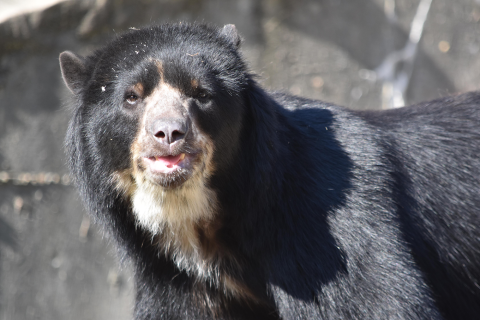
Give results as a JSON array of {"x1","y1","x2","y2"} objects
[{"x1": 149, "y1": 118, "x2": 187, "y2": 145}]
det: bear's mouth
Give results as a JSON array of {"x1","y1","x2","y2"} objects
[
  {"x1": 139, "y1": 152, "x2": 199, "y2": 188},
  {"x1": 144, "y1": 153, "x2": 187, "y2": 174}
]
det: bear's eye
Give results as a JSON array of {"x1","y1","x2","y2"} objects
[
  {"x1": 125, "y1": 93, "x2": 139, "y2": 104},
  {"x1": 195, "y1": 90, "x2": 210, "y2": 101}
]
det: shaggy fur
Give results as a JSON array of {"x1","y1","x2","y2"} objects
[{"x1": 60, "y1": 23, "x2": 480, "y2": 319}]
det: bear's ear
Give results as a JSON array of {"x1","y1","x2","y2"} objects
[
  {"x1": 219, "y1": 24, "x2": 241, "y2": 48},
  {"x1": 59, "y1": 51, "x2": 87, "y2": 95}
]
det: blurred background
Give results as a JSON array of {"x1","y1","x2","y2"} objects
[{"x1": 0, "y1": 0, "x2": 479, "y2": 319}]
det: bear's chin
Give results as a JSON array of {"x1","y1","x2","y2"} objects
[
  {"x1": 144, "y1": 169, "x2": 192, "y2": 189},
  {"x1": 131, "y1": 168, "x2": 218, "y2": 236}
]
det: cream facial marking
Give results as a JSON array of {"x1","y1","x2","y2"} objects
[
  {"x1": 129, "y1": 81, "x2": 218, "y2": 229},
  {"x1": 111, "y1": 73, "x2": 234, "y2": 287},
  {"x1": 133, "y1": 82, "x2": 144, "y2": 96}
]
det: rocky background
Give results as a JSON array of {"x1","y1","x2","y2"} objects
[{"x1": 0, "y1": 0, "x2": 479, "y2": 319}]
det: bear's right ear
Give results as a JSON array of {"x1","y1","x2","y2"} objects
[
  {"x1": 59, "y1": 51, "x2": 87, "y2": 95},
  {"x1": 219, "y1": 24, "x2": 242, "y2": 48}
]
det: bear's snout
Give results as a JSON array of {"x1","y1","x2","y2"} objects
[{"x1": 149, "y1": 117, "x2": 188, "y2": 146}]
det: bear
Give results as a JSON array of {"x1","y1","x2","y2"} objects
[{"x1": 59, "y1": 23, "x2": 480, "y2": 319}]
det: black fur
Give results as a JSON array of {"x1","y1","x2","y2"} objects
[{"x1": 60, "y1": 23, "x2": 480, "y2": 319}]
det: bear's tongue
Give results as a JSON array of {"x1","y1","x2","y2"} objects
[
  {"x1": 145, "y1": 153, "x2": 186, "y2": 173},
  {"x1": 155, "y1": 154, "x2": 184, "y2": 168}
]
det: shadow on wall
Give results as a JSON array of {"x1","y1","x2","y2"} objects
[
  {"x1": 271, "y1": 0, "x2": 455, "y2": 104},
  {"x1": 0, "y1": 216, "x2": 17, "y2": 251}
]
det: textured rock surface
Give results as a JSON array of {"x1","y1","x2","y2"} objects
[{"x1": 0, "y1": 0, "x2": 479, "y2": 319}]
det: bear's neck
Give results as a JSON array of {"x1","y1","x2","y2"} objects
[{"x1": 131, "y1": 179, "x2": 262, "y2": 301}]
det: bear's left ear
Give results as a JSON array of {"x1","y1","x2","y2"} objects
[
  {"x1": 219, "y1": 24, "x2": 242, "y2": 48},
  {"x1": 59, "y1": 51, "x2": 87, "y2": 95}
]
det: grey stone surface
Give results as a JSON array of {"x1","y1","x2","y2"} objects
[{"x1": 0, "y1": 0, "x2": 479, "y2": 319}]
